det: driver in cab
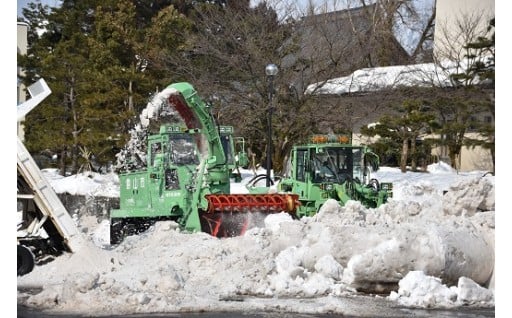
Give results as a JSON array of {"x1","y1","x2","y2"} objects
[{"x1": 319, "y1": 161, "x2": 334, "y2": 180}]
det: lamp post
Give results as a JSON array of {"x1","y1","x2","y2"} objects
[{"x1": 265, "y1": 63, "x2": 278, "y2": 187}]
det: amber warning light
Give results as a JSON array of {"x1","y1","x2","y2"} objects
[{"x1": 311, "y1": 134, "x2": 350, "y2": 144}]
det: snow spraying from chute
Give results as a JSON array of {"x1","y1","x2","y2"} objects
[{"x1": 114, "y1": 87, "x2": 183, "y2": 172}]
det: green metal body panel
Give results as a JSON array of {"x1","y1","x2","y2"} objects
[{"x1": 278, "y1": 138, "x2": 393, "y2": 217}]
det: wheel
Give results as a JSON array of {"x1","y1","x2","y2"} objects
[
  {"x1": 110, "y1": 218, "x2": 156, "y2": 245},
  {"x1": 110, "y1": 218, "x2": 126, "y2": 245},
  {"x1": 17, "y1": 244, "x2": 35, "y2": 276}
]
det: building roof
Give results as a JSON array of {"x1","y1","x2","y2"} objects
[{"x1": 306, "y1": 58, "x2": 492, "y2": 96}]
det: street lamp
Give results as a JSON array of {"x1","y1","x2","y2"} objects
[{"x1": 265, "y1": 63, "x2": 278, "y2": 187}]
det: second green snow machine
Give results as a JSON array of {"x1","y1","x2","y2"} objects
[
  {"x1": 110, "y1": 82, "x2": 392, "y2": 244},
  {"x1": 277, "y1": 134, "x2": 393, "y2": 218}
]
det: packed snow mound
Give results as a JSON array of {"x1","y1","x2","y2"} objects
[
  {"x1": 427, "y1": 161, "x2": 456, "y2": 174},
  {"x1": 42, "y1": 169, "x2": 119, "y2": 198},
  {"x1": 443, "y1": 177, "x2": 495, "y2": 216},
  {"x1": 389, "y1": 271, "x2": 495, "y2": 308},
  {"x1": 18, "y1": 172, "x2": 495, "y2": 315}
]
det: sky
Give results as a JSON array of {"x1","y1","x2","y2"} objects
[
  {"x1": 16, "y1": 87, "x2": 498, "y2": 316},
  {"x1": 17, "y1": 0, "x2": 61, "y2": 17}
]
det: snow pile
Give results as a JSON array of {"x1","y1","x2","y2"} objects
[
  {"x1": 389, "y1": 271, "x2": 494, "y2": 308},
  {"x1": 42, "y1": 169, "x2": 120, "y2": 198},
  {"x1": 427, "y1": 161, "x2": 456, "y2": 174},
  {"x1": 17, "y1": 168, "x2": 495, "y2": 315}
]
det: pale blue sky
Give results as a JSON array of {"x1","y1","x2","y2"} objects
[{"x1": 17, "y1": 0, "x2": 61, "y2": 18}]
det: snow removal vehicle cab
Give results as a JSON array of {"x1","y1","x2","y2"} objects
[
  {"x1": 277, "y1": 134, "x2": 393, "y2": 217},
  {"x1": 109, "y1": 82, "x2": 300, "y2": 244}
]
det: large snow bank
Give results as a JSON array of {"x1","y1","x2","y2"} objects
[
  {"x1": 42, "y1": 169, "x2": 119, "y2": 198},
  {"x1": 18, "y1": 167, "x2": 495, "y2": 316}
]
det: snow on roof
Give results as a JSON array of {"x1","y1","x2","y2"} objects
[{"x1": 305, "y1": 59, "x2": 484, "y2": 96}]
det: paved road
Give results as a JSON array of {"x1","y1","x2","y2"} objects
[{"x1": 17, "y1": 304, "x2": 495, "y2": 318}]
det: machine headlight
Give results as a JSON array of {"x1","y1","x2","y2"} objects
[
  {"x1": 381, "y1": 183, "x2": 393, "y2": 191},
  {"x1": 325, "y1": 183, "x2": 334, "y2": 191}
]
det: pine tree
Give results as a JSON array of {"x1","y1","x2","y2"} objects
[
  {"x1": 360, "y1": 99, "x2": 436, "y2": 173},
  {"x1": 20, "y1": 0, "x2": 100, "y2": 175},
  {"x1": 18, "y1": 0, "x2": 193, "y2": 175},
  {"x1": 464, "y1": 18, "x2": 495, "y2": 173}
]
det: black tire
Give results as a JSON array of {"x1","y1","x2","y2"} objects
[
  {"x1": 110, "y1": 218, "x2": 126, "y2": 245},
  {"x1": 110, "y1": 218, "x2": 155, "y2": 245},
  {"x1": 17, "y1": 244, "x2": 35, "y2": 276}
]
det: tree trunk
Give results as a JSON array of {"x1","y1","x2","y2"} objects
[
  {"x1": 490, "y1": 147, "x2": 495, "y2": 175},
  {"x1": 59, "y1": 148, "x2": 67, "y2": 176},
  {"x1": 128, "y1": 80, "x2": 134, "y2": 112},
  {"x1": 448, "y1": 143, "x2": 462, "y2": 171},
  {"x1": 410, "y1": 137, "x2": 417, "y2": 171},
  {"x1": 448, "y1": 151, "x2": 458, "y2": 170},
  {"x1": 70, "y1": 84, "x2": 79, "y2": 174},
  {"x1": 400, "y1": 138, "x2": 409, "y2": 173}
]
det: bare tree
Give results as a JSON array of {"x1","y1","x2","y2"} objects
[{"x1": 162, "y1": 1, "x2": 435, "y2": 174}]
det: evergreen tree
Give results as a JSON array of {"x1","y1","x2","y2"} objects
[
  {"x1": 463, "y1": 17, "x2": 495, "y2": 173},
  {"x1": 19, "y1": 0, "x2": 102, "y2": 175},
  {"x1": 360, "y1": 99, "x2": 435, "y2": 173},
  {"x1": 18, "y1": 0, "x2": 193, "y2": 175}
]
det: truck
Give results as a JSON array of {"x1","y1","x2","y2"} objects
[
  {"x1": 110, "y1": 82, "x2": 391, "y2": 243},
  {"x1": 17, "y1": 79, "x2": 81, "y2": 276}
]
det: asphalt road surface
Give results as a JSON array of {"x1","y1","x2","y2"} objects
[{"x1": 17, "y1": 304, "x2": 495, "y2": 318}]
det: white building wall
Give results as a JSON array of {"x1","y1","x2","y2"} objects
[
  {"x1": 431, "y1": 134, "x2": 494, "y2": 173},
  {"x1": 433, "y1": 0, "x2": 494, "y2": 173},
  {"x1": 354, "y1": 132, "x2": 494, "y2": 173},
  {"x1": 433, "y1": 0, "x2": 495, "y2": 60},
  {"x1": 459, "y1": 144, "x2": 493, "y2": 172},
  {"x1": 17, "y1": 22, "x2": 29, "y2": 141}
]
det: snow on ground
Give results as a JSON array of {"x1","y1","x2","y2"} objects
[
  {"x1": 17, "y1": 163, "x2": 495, "y2": 316},
  {"x1": 41, "y1": 168, "x2": 120, "y2": 198}
]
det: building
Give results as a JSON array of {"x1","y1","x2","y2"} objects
[
  {"x1": 18, "y1": 22, "x2": 29, "y2": 141},
  {"x1": 306, "y1": 0, "x2": 495, "y2": 172},
  {"x1": 283, "y1": 4, "x2": 413, "y2": 94},
  {"x1": 433, "y1": 0, "x2": 495, "y2": 61}
]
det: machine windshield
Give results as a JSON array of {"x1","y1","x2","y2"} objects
[
  {"x1": 169, "y1": 134, "x2": 199, "y2": 165},
  {"x1": 312, "y1": 147, "x2": 364, "y2": 182}
]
